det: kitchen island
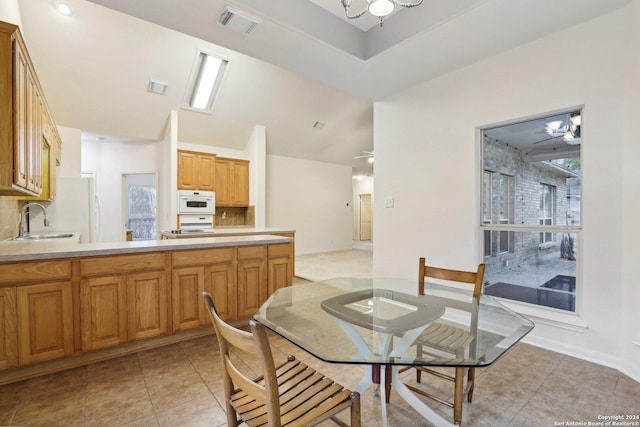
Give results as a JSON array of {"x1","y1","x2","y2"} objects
[
  {"x1": 0, "y1": 233, "x2": 293, "y2": 384},
  {"x1": 160, "y1": 226, "x2": 296, "y2": 276}
]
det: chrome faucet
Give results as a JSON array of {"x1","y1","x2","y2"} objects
[{"x1": 18, "y1": 202, "x2": 50, "y2": 237}]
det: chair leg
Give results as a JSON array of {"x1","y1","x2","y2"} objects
[
  {"x1": 416, "y1": 344, "x2": 423, "y2": 383},
  {"x1": 350, "y1": 392, "x2": 361, "y2": 427},
  {"x1": 453, "y1": 367, "x2": 464, "y2": 425},
  {"x1": 467, "y1": 367, "x2": 476, "y2": 403}
]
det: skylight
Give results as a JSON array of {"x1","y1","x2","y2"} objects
[{"x1": 183, "y1": 50, "x2": 228, "y2": 114}]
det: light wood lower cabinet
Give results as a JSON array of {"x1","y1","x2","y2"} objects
[
  {"x1": 171, "y1": 247, "x2": 235, "y2": 332},
  {"x1": 268, "y1": 243, "x2": 293, "y2": 296},
  {"x1": 80, "y1": 253, "x2": 168, "y2": 351},
  {"x1": 17, "y1": 281, "x2": 73, "y2": 365},
  {"x1": 81, "y1": 275, "x2": 127, "y2": 351},
  {"x1": 1, "y1": 242, "x2": 291, "y2": 379},
  {"x1": 237, "y1": 246, "x2": 267, "y2": 319},
  {"x1": 0, "y1": 287, "x2": 17, "y2": 370},
  {"x1": 127, "y1": 271, "x2": 168, "y2": 341}
]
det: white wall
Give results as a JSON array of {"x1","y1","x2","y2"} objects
[
  {"x1": 245, "y1": 125, "x2": 266, "y2": 228},
  {"x1": 374, "y1": 4, "x2": 639, "y2": 380},
  {"x1": 266, "y1": 155, "x2": 352, "y2": 255},
  {"x1": 82, "y1": 139, "x2": 162, "y2": 242},
  {"x1": 56, "y1": 126, "x2": 82, "y2": 178},
  {"x1": 620, "y1": 0, "x2": 640, "y2": 379},
  {"x1": 0, "y1": 0, "x2": 22, "y2": 27},
  {"x1": 159, "y1": 111, "x2": 178, "y2": 233}
]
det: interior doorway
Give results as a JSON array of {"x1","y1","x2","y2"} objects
[
  {"x1": 359, "y1": 194, "x2": 372, "y2": 241},
  {"x1": 122, "y1": 173, "x2": 157, "y2": 240}
]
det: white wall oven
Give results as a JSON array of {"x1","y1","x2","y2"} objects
[{"x1": 178, "y1": 190, "x2": 215, "y2": 214}]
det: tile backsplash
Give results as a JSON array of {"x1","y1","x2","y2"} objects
[
  {"x1": 0, "y1": 196, "x2": 20, "y2": 240},
  {"x1": 214, "y1": 206, "x2": 255, "y2": 227}
]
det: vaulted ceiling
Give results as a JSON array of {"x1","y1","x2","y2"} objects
[{"x1": 17, "y1": 0, "x2": 633, "y2": 175}]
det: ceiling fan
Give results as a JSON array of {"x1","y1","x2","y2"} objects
[
  {"x1": 353, "y1": 151, "x2": 374, "y2": 163},
  {"x1": 532, "y1": 113, "x2": 581, "y2": 145}
]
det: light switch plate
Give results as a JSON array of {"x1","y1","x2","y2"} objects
[{"x1": 384, "y1": 197, "x2": 394, "y2": 208}]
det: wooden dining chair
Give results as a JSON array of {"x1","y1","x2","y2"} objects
[
  {"x1": 202, "y1": 292, "x2": 361, "y2": 427},
  {"x1": 402, "y1": 257, "x2": 485, "y2": 426}
]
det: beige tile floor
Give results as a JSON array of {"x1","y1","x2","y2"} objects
[
  {"x1": 0, "y1": 328, "x2": 638, "y2": 427},
  {"x1": 1, "y1": 255, "x2": 638, "y2": 427}
]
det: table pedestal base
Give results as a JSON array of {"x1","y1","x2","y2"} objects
[{"x1": 353, "y1": 365, "x2": 455, "y2": 427}]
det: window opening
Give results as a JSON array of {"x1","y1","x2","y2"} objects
[
  {"x1": 128, "y1": 185, "x2": 157, "y2": 240},
  {"x1": 480, "y1": 109, "x2": 582, "y2": 313}
]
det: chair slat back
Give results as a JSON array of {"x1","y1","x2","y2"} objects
[
  {"x1": 419, "y1": 257, "x2": 485, "y2": 300},
  {"x1": 202, "y1": 292, "x2": 281, "y2": 426}
]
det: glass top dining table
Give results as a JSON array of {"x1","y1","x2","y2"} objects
[{"x1": 254, "y1": 278, "x2": 534, "y2": 427}]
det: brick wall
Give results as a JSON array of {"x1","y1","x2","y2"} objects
[{"x1": 483, "y1": 138, "x2": 575, "y2": 275}]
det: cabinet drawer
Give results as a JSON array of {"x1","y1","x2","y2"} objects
[
  {"x1": 80, "y1": 253, "x2": 166, "y2": 276},
  {"x1": 0, "y1": 260, "x2": 71, "y2": 285},
  {"x1": 237, "y1": 245, "x2": 266, "y2": 261},
  {"x1": 268, "y1": 243, "x2": 292, "y2": 259},
  {"x1": 172, "y1": 248, "x2": 234, "y2": 267}
]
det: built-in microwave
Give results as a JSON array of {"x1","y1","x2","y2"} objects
[{"x1": 178, "y1": 190, "x2": 215, "y2": 214}]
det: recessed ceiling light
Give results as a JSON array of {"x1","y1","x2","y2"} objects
[
  {"x1": 54, "y1": 0, "x2": 73, "y2": 16},
  {"x1": 183, "y1": 50, "x2": 228, "y2": 114}
]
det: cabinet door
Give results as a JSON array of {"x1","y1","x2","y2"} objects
[
  {"x1": 13, "y1": 40, "x2": 28, "y2": 189},
  {"x1": 214, "y1": 158, "x2": 231, "y2": 206},
  {"x1": 204, "y1": 262, "x2": 235, "y2": 322},
  {"x1": 178, "y1": 151, "x2": 197, "y2": 190},
  {"x1": 127, "y1": 271, "x2": 168, "y2": 341},
  {"x1": 30, "y1": 86, "x2": 43, "y2": 194},
  {"x1": 231, "y1": 161, "x2": 250, "y2": 207},
  {"x1": 81, "y1": 276, "x2": 127, "y2": 351},
  {"x1": 171, "y1": 267, "x2": 204, "y2": 332},
  {"x1": 25, "y1": 68, "x2": 38, "y2": 193},
  {"x1": 17, "y1": 281, "x2": 73, "y2": 365},
  {"x1": 237, "y1": 259, "x2": 266, "y2": 319},
  {"x1": 0, "y1": 287, "x2": 17, "y2": 370},
  {"x1": 268, "y1": 257, "x2": 292, "y2": 297},
  {"x1": 197, "y1": 154, "x2": 215, "y2": 191}
]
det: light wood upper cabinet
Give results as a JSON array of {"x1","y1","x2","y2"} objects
[
  {"x1": 0, "y1": 22, "x2": 60, "y2": 197},
  {"x1": 215, "y1": 157, "x2": 249, "y2": 207},
  {"x1": 177, "y1": 150, "x2": 215, "y2": 191}
]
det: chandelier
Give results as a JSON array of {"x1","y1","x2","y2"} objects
[{"x1": 340, "y1": 0, "x2": 423, "y2": 26}]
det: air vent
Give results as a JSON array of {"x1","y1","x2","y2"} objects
[
  {"x1": 218, "y1": 6, "x2": 260, "y2": 35},
  {"x1": 148, "y1": 80, "x2": 168, "y2": 95}
]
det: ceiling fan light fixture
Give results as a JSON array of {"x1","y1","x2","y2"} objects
[
  {"x1": 341, "y1": 0, "x2": 423, "y2": 26},
  {"x1": 570, "y1": 113, "x2": 582, "y2": 127},
  {"x1": 54, "y1": 0, "x2": 73, "y2": 16},
  {"x1": 368, "y1": 0, "x2": 395, "y2": 17},
  {"x1": 545, "y1": 120, "x2": 564, "y2": 134}
]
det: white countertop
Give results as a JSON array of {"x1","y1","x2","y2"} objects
[
  {"x1": 159, "y1": 227, "x2": 295, "y2": 239},
  {"x1": 0, "y1": 234, "x2": 293, "y2": 262}
]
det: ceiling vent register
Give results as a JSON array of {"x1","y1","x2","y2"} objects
[{"x1": 218, "y1": 6, "x2": 260, "y2": 35}]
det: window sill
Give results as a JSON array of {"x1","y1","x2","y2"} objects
[{"x1": 497, "y1": 299, "x2": 588, "y2": 332}]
